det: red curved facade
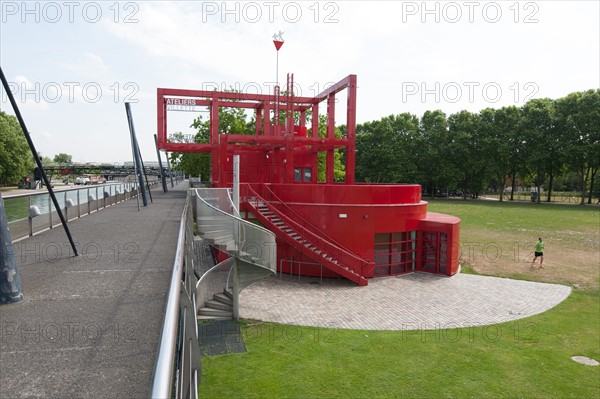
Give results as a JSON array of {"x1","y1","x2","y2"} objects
[{"x1": 157, "y1": 74, "x2": 460, "y2": 285}]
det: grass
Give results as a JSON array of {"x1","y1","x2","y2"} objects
[
  {"x1": 427, "y1": 200, "x2": 599, "y2": 289},
  {"x1": 199, "y1": 200, "x2": 600, "y2": 398}
]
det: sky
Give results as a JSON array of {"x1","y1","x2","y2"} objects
[{"x1": 0, "y1": 1, "x2": 598, "y2": 164}]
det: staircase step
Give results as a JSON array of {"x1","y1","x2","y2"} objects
[
  {"x1": 199, "y1": 308, "x2": 233, "y2": 317},
  {"x1": 250, "y1": 197, "x2": 368, "y2": 287},
  {"x1": 223, "y1": 290, "x2": 233, "y2": 300},
  {"x1": 198, "y1": 229, "x2": 232, "y2": 236},
  {"x1": 214, "y1": 293, "x2": 233, "y2": 305},
  {"x1": 197, "y1": 315, "x2": 232, "y2": 321},
  {"x1": 205, "y1": 299, "x2": 232, "y2": 311}
]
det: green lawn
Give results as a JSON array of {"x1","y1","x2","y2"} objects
[{"x1": 200, "y1": 200, "x2": 600, "y2": 398}]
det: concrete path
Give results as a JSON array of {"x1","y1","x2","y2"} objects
[
  {"x1": 240, "y1": 272, "x2": 572, "y2": 330},
  {"x1": 0, "y1": 182, "x2": 188, "y2": 399}
]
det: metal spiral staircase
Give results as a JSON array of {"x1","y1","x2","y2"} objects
[{"x1": 194, "y1": 188, "x2": 276, "y2": 321}]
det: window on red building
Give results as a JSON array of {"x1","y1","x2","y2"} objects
[
  {"x1": 294, "y1": 168, "x2": 302, "y2": 182},
  {"x1": 374, "y1": 232, "x2": 416, "y2": 276},
  {"x1": 303, "y1": 168, "x2": 312, "y2": 182}
]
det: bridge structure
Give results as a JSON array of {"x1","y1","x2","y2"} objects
[
  {"x1": 0, "y1": 180, "x2": 190, "y2": 398},
  {"x1": 39, "y1": 164, "x2": 169, "y2": 180}
]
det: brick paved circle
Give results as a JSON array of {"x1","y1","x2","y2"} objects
[{"x1": 239, "y1": 273, "x2": 572, "y2": 330}]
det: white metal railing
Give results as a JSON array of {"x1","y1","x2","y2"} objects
[
  {"x1": 150, "y1": 190, "x2": 201, "y2": 399},
  {"x1": 194, "y1": 188, "x2": 276, "y2": 273},
  {"x1": 193, "y1": 188, "x2": 276, "y2": 319},
  {"x1": 5, "y1": 182, "x2": 145, "y2": 241}
]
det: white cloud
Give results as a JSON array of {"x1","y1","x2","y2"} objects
[
  {"x1": 62, "y1": 52, "x2": 112, "y2": 79},
  {"x1": 6, "y1": 75, "x2": 49, "y2": 111},
  {"x1": 1, "y1": 0, "x2": 598, "y2": 163}
]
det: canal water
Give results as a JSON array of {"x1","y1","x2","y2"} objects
[{"x1": 5, "y1": 182, "x2": 138, "y2": 221}]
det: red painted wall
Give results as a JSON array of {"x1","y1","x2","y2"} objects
[{"x1": 243, "y1": 183, "x2": 460, "y2": 279}]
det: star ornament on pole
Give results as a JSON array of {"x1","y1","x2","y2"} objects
[{"x1": 273, "y1": 31, "x2": 284, "y2": 51}]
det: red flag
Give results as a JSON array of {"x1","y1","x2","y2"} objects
[{"x1": 273, "y1": 40, "x2": 284, "y2": 51}]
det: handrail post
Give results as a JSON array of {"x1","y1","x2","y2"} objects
[
  {"x1": 232, "y1": 260, "x2": 240, "y2": 321},
  {"x1": 28, "y1": 196, "x2": 33, "y2": 237}
]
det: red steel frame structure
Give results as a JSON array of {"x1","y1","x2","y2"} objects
[
  {"x1": 156, "y1": 74, "x2": 460, "y2": 285},
  {"x1": 157, "y1": 74, "x2": 357, "y2": 187}
]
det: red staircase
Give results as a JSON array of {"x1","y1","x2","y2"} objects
[{"x1": 244, "y1": 185, "x2": 371, "y2": 286}]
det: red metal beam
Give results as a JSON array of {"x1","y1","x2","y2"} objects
[
  {"x1": 157, "y1": 89, "x2": 167, "y2": 149},
  {"x1": 345, "y1": 75, "x2": 357, "y2": 184},
  {"x1": 159, "y1": 143, "x2": 212, "y2": 153},
  {"x1": 159, "y1": 87, "x2": 316, "y2": 105},
  {"x1": 315, "y1": 75, "x2": 356, "y2": 102}
]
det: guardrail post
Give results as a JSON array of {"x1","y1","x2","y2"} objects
[
  {"x1": 28, "y1": 196, "x2": 34, "y2": 236},
  {"x1": 0, "y1": 192, "x2": 23, "y2": 304},
  {"x1": 48, "y1": 195, "x2": 52, "y2": 229},
  {"x1": 232, "y1": 260, "x2": 240, "y2": 321},
  {"x1": 64, "y1": 192, "x2": 68, "y2": 221}
]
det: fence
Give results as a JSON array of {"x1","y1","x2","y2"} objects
[
  {"x1": 150, "y1": 189, "x2": 202, "y2": 399},
  {"x1": 4, "y1": 182, "x2": 160, "y2": 242},
  {"x1": 482, "y1": 191, "x2": 596, "y2": 204}
]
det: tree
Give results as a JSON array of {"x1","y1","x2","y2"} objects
[
  {"x1": 479, "y1": 106, "x2": 525, "y2": 202},
  {"x1": 169, "y1": 107, "x2": 254, "y2": 179},
  {"x1": 355, "y1": 113, "x2": 420, "y2": 183},
  {"x1": 556, "y1": 89, "x2": 600, "y2": 205},
  {"x1": 38, "y1": 153, "x2": 53, "y2": 165},
  {"x1": 313, "y1": 114, "x2": 346, "y2": 182},
  {"x1": 0, "y1": 111, "x2": 35, "y2": 185},
  {"x1": 53, "y1": 153, "x2": 73, "y2": 164},
  {"x1": 521, "y1": 98, "x2": 556, "y2": 204},
  {"x1": 447, "y1": 110, "x2": 486, "y2": 198},
  {"x1": 417, "y1": 110, "x2": 453, "y2": 198}
]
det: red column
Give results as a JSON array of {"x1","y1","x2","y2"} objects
[
  {"x1": 311, "y1": 103, "x2": 319, "y2": 182},
  {"x1": 219, "y1": 134, "x2": 228, "y2": 187},
  {"x1": 311, "y1": 103, "x2": 319, "y2": 138},
  {"x1": 156, "y1": 89, "x2": 166, "y2": 148},
  {"x1": 255, "y1": 107, "x2": 263, "y2": 136},
  {"x1": 345, "y1": 75, "x2": 357, "y2": 184},
  {"x1": 326, "y1": 93, "x2": 335, "y2": 183},
  {"x1": 285, "y1": 134, "x2": 294, "y2": 182},
  {"x1": 264, "y1": 101, "x2": 272, "y2": 136}
]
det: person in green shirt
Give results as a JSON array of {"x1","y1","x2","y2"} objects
[{"x1": 531, "y1": 237, "x2": 544, "y2": 268}]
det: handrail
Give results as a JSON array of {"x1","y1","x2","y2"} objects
[
  {"x1": 4, "y1": 182, "x2": 138, "y2": 199},
  {"x1": 245, "y1": 185, "x2": 370, "y2": 276},
  {"x1": 252, "y1": 183, "x2": 363, "y2": 255},
  {"x1": 195, "y1": 190, "x2": 276, "y2": 264},
  {"x1": 226, "y1": 188, "x2": 241, "y2": 218},
  {"x1": 149, "y1": 193, "x2": 189, "y2": 398},
  {"x1": 194, "y1": 257, "x2": 234, "y2": 314},
  {"x1": 150, "y1": 190, "x2": 201, "y2": 399},
  {"x1": 194, "y1": 187, "x2": 277, "y2": 321}
]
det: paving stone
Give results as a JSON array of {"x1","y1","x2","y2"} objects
[{"x1": 240, "y1": 273, "x2": 572, "y2": 330}]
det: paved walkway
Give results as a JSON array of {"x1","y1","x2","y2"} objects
[
  {"x1": 0, "y1": 182, "x2": 188, "y2": 398},
  {"x1": 240, "y1": 272, "x2": 572, "y2": 330}
]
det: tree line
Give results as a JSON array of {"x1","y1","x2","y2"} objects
[
  {"x1": 355, "y1": 89, "x2": 600, "y2": 205},
  {"x1": 4, "y1": 88, "x2": 597, "y2": 207},
  {"x1": 0, "y1": 111, "x2": 74, "y2": 186}
]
